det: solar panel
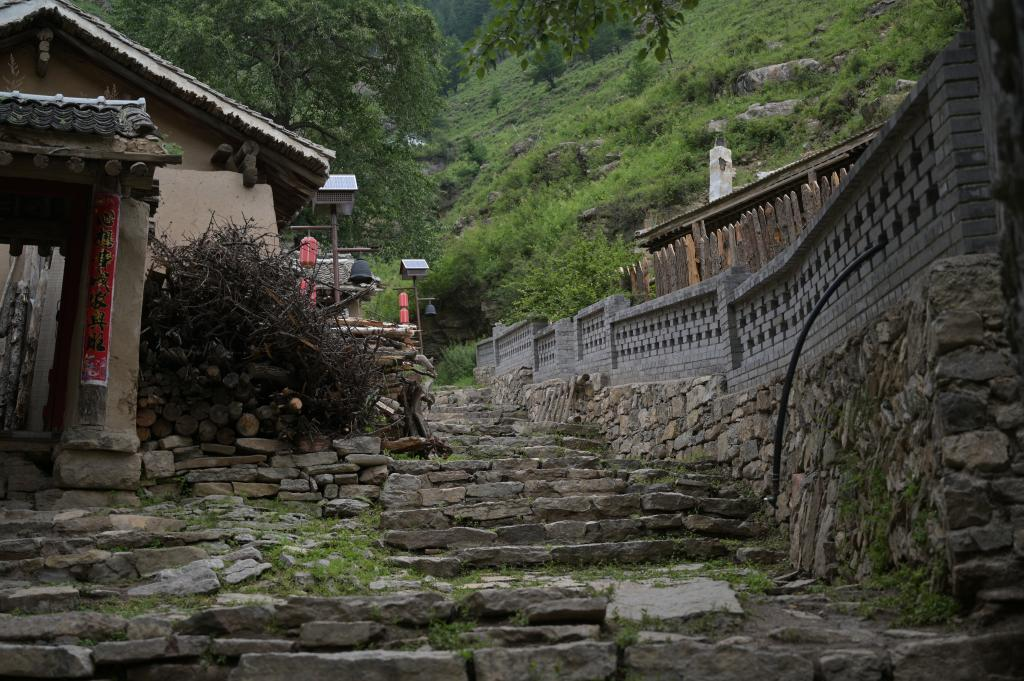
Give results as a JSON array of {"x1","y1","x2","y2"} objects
[{"x1": 320, "y1": 174, "x2": 358, "y2": 191}]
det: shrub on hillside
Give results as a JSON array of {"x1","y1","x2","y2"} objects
[{"x1": 435, "y1": 341, "x2": 478, "y2": 386}]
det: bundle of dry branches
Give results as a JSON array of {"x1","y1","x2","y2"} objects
[{"x1": 140, "y1": 218, "x2": 385, "y2": 439}]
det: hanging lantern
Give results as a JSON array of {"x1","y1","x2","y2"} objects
[
  {"x1": 299, "y1": 236, "x2": 319, "y2": 268},
  {"x1": 424, "y1": 302, "x2": 437, "y2": 316},
  {"x1": 399, "y1": 291, "x2": 410, "y2": 324},
  {"x1": 299, "y1": 278, "x2": 317, "y2": 305}
]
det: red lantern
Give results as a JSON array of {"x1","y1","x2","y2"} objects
[
  {"x1": 300, "y1": 278, "x2": 317, "y2": 305},
  {"x1": 399, "y1": 291, "x2": 410, "y2": 324},
  {"x1": 299, "y1": 236, "x2": 319, "y2": 268}
]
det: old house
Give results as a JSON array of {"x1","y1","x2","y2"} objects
[{"x1": 0, "y1": 0, "x2": 334, "y2": 500}]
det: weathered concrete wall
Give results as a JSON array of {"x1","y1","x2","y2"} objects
[{"x1": 501, "y1": 255, "x2": 1022, "y2": 607}]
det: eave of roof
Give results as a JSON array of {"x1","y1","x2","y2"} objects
[
  {"x1": 0, "y1": 90, "x2": 157, "y2": 137},
  {"x1": 636, "y1": 125, "x2": 882, "y2": 248},
  {"x1": 0, "y1": 0, "x2": 334, "y2": 172}
]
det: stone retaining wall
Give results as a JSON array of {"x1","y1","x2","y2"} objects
[{"x1": 498, "y1": 255, "x2": 1023, "y2": 606}]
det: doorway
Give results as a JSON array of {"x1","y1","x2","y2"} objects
[{"x1": 0, "y1": 178, "x2": 91, "y2": 433}]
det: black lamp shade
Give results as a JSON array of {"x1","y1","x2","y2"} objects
[
  {"x1": 349, "y1": 259, "x2": 374, "y2": 285},
  {"x1": 424, "y1": 302, "x2": 437, "y2": 316}
]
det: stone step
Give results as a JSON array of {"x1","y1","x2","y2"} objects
[
  {"x1": 380, "y1": 492, "x2": 759, "y2": 528},
  {"x1": 382, "y1": 512, "x2": 767, "y2": 551},
  {"x1": 511, "y1": 421, "x2": 603, "y2": 438},
  {"x1": 454, "y1": 538, "x2": 730, "y2": 569},
  {"x1": 427, "y1": 410, "x2": 528, "y2": 423},
  {"x1": 444, "y1": 434, "x2": 607, "y2": 451}
]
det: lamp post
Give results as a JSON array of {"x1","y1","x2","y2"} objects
[
  {"x1": 298, "y1": 174, "x2": 357, "y2": 305},
  {"x1": 400, "y1": 259, "x2": 430, "y2": 354}
]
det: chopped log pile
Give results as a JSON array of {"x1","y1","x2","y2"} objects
[{"x1": 138, "y1": 219, "x2": 435, "y2": 453}]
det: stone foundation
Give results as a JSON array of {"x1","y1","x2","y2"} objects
[{"x1": 490, "y1": 255, "x2": 1024, "y2": 606}]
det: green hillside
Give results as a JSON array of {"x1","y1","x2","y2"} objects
[{"x1": 419, "y1": 0, "x2": 964, "y2": 339}]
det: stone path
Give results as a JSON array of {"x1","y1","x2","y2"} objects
[{"x1": 0, "y1": 386, "x2": 1020, "y2": 679}]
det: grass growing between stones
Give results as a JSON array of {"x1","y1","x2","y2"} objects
[
  {"x1": 232, "y1": 508, "x2": 411, "y2": 597},
  {"x1": 79, "y1": 594, "x2": 218, "y2": 618},
  {"x1": 860, "y1": 566, "x2": 959, "y2": 627}
]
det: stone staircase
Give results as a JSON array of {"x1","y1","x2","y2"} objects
[
  {"x1": 382, "y1": 388, "x2": 774, "y2": 576},
  {"x1": 0, "y1": 387, "x2": 1020, "y2": 679}
]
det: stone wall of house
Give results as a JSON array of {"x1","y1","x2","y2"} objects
[{"x1": 501, "y1": 255, "x2": 1022, "y2": 607}]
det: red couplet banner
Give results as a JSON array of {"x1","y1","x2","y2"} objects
[{"x1": 80, "y1": 192, "x2": 120, "y2": 386}]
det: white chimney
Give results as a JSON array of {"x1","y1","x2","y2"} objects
[{"x1": 709, "y1": 135, "x2": 735, "y2": 202}]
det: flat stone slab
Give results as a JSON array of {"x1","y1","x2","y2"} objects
[
  {"x1": 0, "y1": 643, "x2": 94, "y2": 678},
  {"x1": 592, "y1": 578, "x2": 742, "y2": 622},
  {"x1": 230, "y1": 650, "x2": 468, "y2": 680}
]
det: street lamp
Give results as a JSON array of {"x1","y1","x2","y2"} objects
[
  {"x1": 400, "y1": 259, "x2": 430, "y2": 353},
  {"x1": 310, "y1": 174, "x2": 358, "y2": 305}
]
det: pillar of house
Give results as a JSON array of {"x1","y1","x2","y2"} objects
[{"x1": 54, "y1": 194, "x2": 148, "y2": 490}]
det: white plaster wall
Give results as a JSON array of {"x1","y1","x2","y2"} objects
[{"x1": 153, "y1": 168, "x2": 279, "y2": 246}]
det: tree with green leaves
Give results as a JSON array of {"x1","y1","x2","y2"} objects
[
  {"x1": 488, "y1": 85, "x2": 503, "y2": 113},
  {"x1": 466, "y1": 0, "x2": 699, "y2": 75},
  {"x1": 528, "y1": 46, "x2": 567, "y2": 90},
  {"x1": 101, "y1": 0, "x2": 445, "y2": 258}
]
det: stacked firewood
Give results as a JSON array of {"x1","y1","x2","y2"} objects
[
  {"x1": 138, "y1": 218, "x2": 435, "y2": 449},
  {"x1": 135, "y1": 363, "x2": 311, "y2": 445}
]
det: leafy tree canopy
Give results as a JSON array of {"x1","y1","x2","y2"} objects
[
  {"x1": 466, "y1": 0, "x2": 699, "y2": 75},
  {"x1": 98, "y1": 0, "x2": 445, "y2": 258}
]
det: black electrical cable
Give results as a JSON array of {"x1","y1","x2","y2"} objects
[{"x1": 766, "y1": 236, "x2": 887, "y2": 508}]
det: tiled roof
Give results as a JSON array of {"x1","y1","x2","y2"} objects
[
  {"x1": 0, "y1": 0, "x2": 334, "y2": 172},
  {"x1": 0, "y1": 91, "x2": 157, "y2": 137}
]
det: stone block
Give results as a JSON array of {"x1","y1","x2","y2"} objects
[
  {"x1": 358, "y1": 464, "x2": 389, "y2": 485},
  {"x1": 193, "y1": 482, "x2": 233, "y2": 496},
  {"x1": 299, "y1": 621, "x2": 386, "y2": 648},
  {"x1": 941, "y1": 431, "x2": 1010, "y2": 472},
  {"x1": 892, "y1": 632, "x2": 1024, "y2": 680},
  {"x1": 256, "y1": 467, "x2": 301, "y2": 482},
  {"x1": 0, "y1": 611, "x2": 126, "y2": 642},
  {"x1": 292, "y1": 451, "x2": 339, "y2": 467},
  {"x1": 624, "y1": 641, "x2": 814, "y2": 680},
  {"x1": 463, "y1": 587, "x2": 589, "y2": 619},
  {"x1": 132, "y1": 547, "x2": 209, "y2": 577},
  {"x1": 383, "y1": 527, "x2": 496, "y2": 550},
  {"x1": 93, "y1": 635, "x2": 210, "y2": 664},
  {"x1": 230, "y1": 651, "x2": 467, "y2": 681},
  {"x1": 0, "y1": 586, "x2": 79, "y2": 614},
  {"x1": 931, "y1": 311, "x2": 985, "y2": 354},
  {"x1": 334, "y1": 485, "x2": 380, "y2": 501},
  {"x1": 143, "y1": 450, "x2": 175, "y2": 479},
  {"x1": 466, "y1": 482, "x2": 524, "y2": 499},
  {"x1": 333, "y1": 436, "x2": 382, "y2": 456},
  {"x1": 235, "y1": 438, "x2": 289, "y2": 455},
  {"x1": 54, "y1": 450, "x2": 141, "y2": 490},
  {"x1": 420, "y1": 486, "x2": 467, "y2": 506},
  {"x1": 232, "y1": 482, "x2": 280, "y2": 498},
  {"x1": 322, "y1": 499, "x2": 370, "y2": 518},
  {"x1": 641, "y1": 492, "x2": 697, "y2": 513},
  {"x1": 274, "y1": 592, "x2": 455, "y2": 628},
  {"x1": 346, "y1": 453, "x2": 391, "y2": 467},
  {"x1": 0, "y1": 643, "x2": 93, "y2": 678},
  {"x1": 280, "y1": 478, "x2": 311, "y2": 493},
  {"x1": 474, "y1": 641, "x2": 616, "y2": 681},
  {"x1": 278, "y1": 492, "x2": 322, "y2": 502}
]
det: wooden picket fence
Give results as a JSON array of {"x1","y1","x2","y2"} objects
[{"x1": 624, "y1": 167, "x2": 850, "y2": 300}]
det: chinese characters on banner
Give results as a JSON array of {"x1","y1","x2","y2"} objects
[{"x1": 80, "y1": 192, "x2": 120, "y2": 386}]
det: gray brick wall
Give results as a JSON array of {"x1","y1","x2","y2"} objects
[{"x1": 476, "y1": 33, "x2": 997, "y2": 393}]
